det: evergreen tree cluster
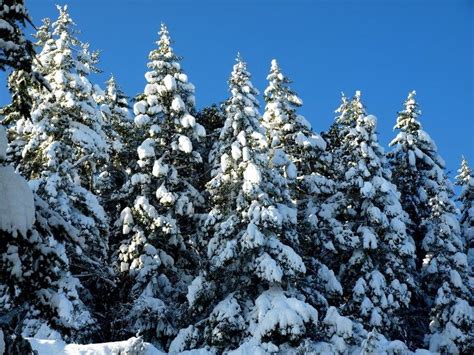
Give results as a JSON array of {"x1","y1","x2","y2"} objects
[{"x1": 0, "y1": 4, "x2": 472, "y2": 354}]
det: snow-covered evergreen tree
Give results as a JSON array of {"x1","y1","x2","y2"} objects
[
  {"x1": 388, "y1": 91, "x2": 445, "y2": 265},
  {"x1": 177, "y1": 56, "x2": 316, "y2": 352},
  {"x1": 4, "y1": 6, "x2": 112, "y2": 336},
  {"x1": 114, "y1": 24, "x2": 205, "y2": 348},
  {"x1": 0, "y1": 0, "x2": 50, "y2": 134},
  {"x1": 0, "y1": 126, "x2": 95, "y2": 341},
  {"x1": 2, "y1": 18, "x2": 52, "y2": 168},
  {"x1": 422, "y1": 192, "x2": 474, "y2": 353},
  {"x1": 456, "y1": 157, "x2": 474, "y2": 268},
  {"x1": 328, "y1": 92, "x2": 416, "y2": 342},
  {"x1": 195, "y1": 104, "x2": 225, "y2": 187},
  {"x1": 262, "y1": 59, "x2": 327, "y2": 182},
  {"x1": 389, "y1": 91, "x2": 473, "y2": 352},
  {"x1": 262, "y1": 59, "x2": 343, "y2": 328},
  {"x1": 0, "y1": 0, "x2": 35, "y2": 72},
  {"x1": 94, "y1": 75, "x2": 137, "y2": 228}
]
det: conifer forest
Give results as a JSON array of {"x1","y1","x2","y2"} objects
[{"x1": 0, "y1": 1, "x2": 472, "y2": 354}]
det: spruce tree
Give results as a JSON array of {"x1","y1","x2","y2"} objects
[
  {"x1": 456, "y1": 157, "x2": 474, "y2": 268},
  {"x1": 2, "y1": 18, "x2": 53, "y2": 167},
  {"x1": 422, "y1": 192, "x2": 474, "y2": 353},
  {"x1": 388, "y1": 91, "x2": 445, "y2": 265},
  {"x1": 389, "y1": 91, "x2": 473, "y2": 352},
  {"x1": 175, "y1": 56, "x2": 317, "y2": 353},
  {"x1": 195, "y1": 104, "x2": 225, "y2": 189},
  {"x1": 262, "y1": 59, "x2": 343, "y2": 323},
  {"x1": 0, "y1": 0, "x2": 35, "y2": 71},
  {"x1": 94, "y1": 75, "x2": 137, "y2": 228},
  {"x1": 114, "y1": 24, "x2": 205, "y2": 348},
  {"x1": 5, "y1": 6, "x2": 112, "y2": 337},
  {"x1": 0, "y1": 126, "x2": 94, "y2": 341},
  {"x1": 329, "y1": 92, "x2": 416, "y2": 341}
]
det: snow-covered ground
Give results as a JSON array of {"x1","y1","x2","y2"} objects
[
  {"x1": 27, "y1": 337, "x2": 435, "y2": 355},
  {"x1": 28, "y1": 337, "x2": 165, "y2": 355}
]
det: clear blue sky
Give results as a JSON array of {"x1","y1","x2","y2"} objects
[{"x1": 1, "y1": 0, "x2": 473, "y2": 179}]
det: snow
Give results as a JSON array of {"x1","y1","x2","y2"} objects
[
  {"x1": 178, "y1": 135, "x2": 193, "y2": 153},
  {"x1": 156, "y1": 183, "x2": 176, "y2": 204},
  {"x1": 323, "y1": 306, "x2": 353, "y2": 338},
  {"x1": 181, "y1": 113, "x2": 196, "y2": 128},
  {"x1": 153, "y1": 157, "x2": 169, "y2": 177},
  {"x1": 255, "y1": 252, "x2": 283, "y2": 282},
  {"x1": 133, "y1": 101, "x2": 148, "y2": 115},
  {"x1": 163, "y1": 74, "x2": 177, "y2": 91},
  {"x1": 220, "y1": 153, "x2": 231, "y2": 172},
  {"x1": 0, "y1": 125, "x2": 7, "y2": 160},
  {"x1": 0, "y1": 166, "x2": 35, "y2": 237},
  {"x1": 286, "y1": 162, "x2": 297, "y2": 180},
  {"x1": 135, "y1": 114, "x2": 151, "y2": 127},
  {"x1": 186, "y1": 276, "x2": 204, "y2": 306},
  {"x1": 250, "y1": 287, "x2": 318, "y2": 341},
  {"x1": 28, "y1": 337, "x2": 164, "y2": 355},
  {"x1": 195, "y1": 123, "x2": 206, "y2": 137},
  {"x1": 449, "y1": 270, "x2": 463, "y2": 288},
  {"x1": 243, "y1": 163, "x2": 261, "y2": 184},
  {"x1": 70, "y1": 121, "x2": 107, "y2": 153},
  {"x1": 0, "y1": 330, "x2": 4, "y2": 355},
  {"x1": 137, "y1": 138, "x2": 155, "y2": 159},
  {"x1": 271, "y1": 149, "x2": 287, "y2": 167},
  {"x1": 171, "y1": 96, "x2": 186, "y2": 112},
  {"x1": 361, "y1": 181, "x2": 374, "y2": 198},
  {"x1": 360, "y1": 227, "x2": 377, "y2": 249},
  {"x1": 231, "y1": 142, "x2": 242, "y2": 160},
  {"x1": 227, "y1": 339, "x2": 269, "y2": 355},
  {"x1": 210, "y1": 295, "x2": 243, "y2": 324}
]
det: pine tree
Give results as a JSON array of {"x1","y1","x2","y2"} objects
[
  {"x1": 262, "y1": 59, "x2": 328, "y2": 182},
  {"x1": 388, "y1": 91, "x2": 445, "y2": 266},
  {"x1": 0, "y1": 0, "x2": 35, "y2": 72},
  {"x1": 0, "y1": 126, "x2": 94, "y2": 341},
  {"x1": 0, "y1": 1, "x2": 49, "y2": 138},
  {"x1": 2, "y1": 18, "x2": 54, "y2": 168},
  {"x1": 176, "y1": 56, "x2": 317, "y2": 352},
  {"x1": 456, "y1": 157, "x2": 474, "y2": 268},
  {"x1": 389, "y1": 91, "x2": 473, "y2": 352},
  {"x1": 114, "y1": 24, "x2": 206, "y2": 347},
  {"x1": 94, "y1": 75, "x2": 137, "y2": 228},
  {"x1": 195, "y1": 104, "x2": 225, "y2": 188},
  {"x1": 262, "y1": 59, "x2": 343, "y2": 326},
  {"x1": 5, "y1": 6, "x2": 112, "y2": 338},
  {"x1": 329, "y1": 92, "x2": 416, "y2": 341},
  {"x1": 422, "y1": 192, "x2": 474, "y2": 353}
]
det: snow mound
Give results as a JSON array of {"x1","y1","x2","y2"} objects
[
  {"x1": 250, "y1": 287, "x2": 318, "y2": 341},
  {"x1": 0, "y1": 166, "x2": 35, "y2": 236},
  {"x1": 28, "y1": 337, "x2": 165, "y2": 355}
]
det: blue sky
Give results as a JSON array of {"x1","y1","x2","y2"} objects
[{"x1": 1, "y1": 0, "x2": 473, "y2": 178}]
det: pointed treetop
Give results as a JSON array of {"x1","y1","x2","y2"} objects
[
  {"x1": 270, "y1": 58, "x2": 279, "y2": 71},
  {"x1": 53, "y1": 5, "x2": 76, "y2": 36},
  {"x1": 264, "y1": 59, "x2": 301, "y2": 108},
  {"x1": 151, "y1": 22, "x2": 174, "y2": 59},
  {"x1": 229, "y1": 53, "x2": 258, "y2": 97},
  {"x1": 106, "y1": 73, "x2": 116, "y2": 85},
  {"x1": 456, "y1": 156, "x2": 473, "y2": 185},
  {"x1": 232, "y1": 52, "x2": 247, "y2": 74},
  {"x1": 159, "y1": 22, "x2": 171, "y2": 45},
  {"x1": 335, "y1": 91, "x2": 365, "y2": 126},
  {"x1": 394, "y1": 90, "x2": 422, "y2": 132},
  {"x1": 33, "y1": 18, "x2": 52, "y2": 46},
  {"x1": 105, "y1": 74, "x2": 117, "y2": 97},
  {"x1": 236, "y1": 51, "x2": 244, "y2": 63}
]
